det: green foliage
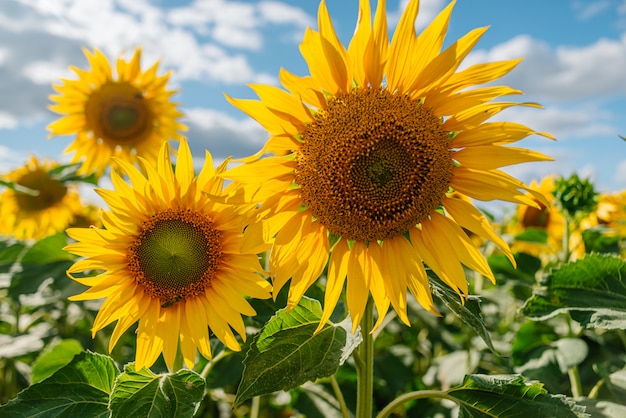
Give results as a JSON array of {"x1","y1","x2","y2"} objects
[
  {"x1": 429, "y1": 273, "x2": 497, "y2": 354},
  {"x1": 31, "y1": 339, "x2": 84, "y2": 383},
  {"x1": 109, "y1": 365, "x2": 206, "y2": 418},
  {"x1": 0, "y1": 351, "x2": 119, "y2": 417},
  {"x1": 522, "y1": 254, "x2": 626, "y2": 329},
  {"x1": 448, "y1": 374, "x2": 588, "y2": 417},
  {"x1": 235, "y1": 296, "x2": 352, "y2": 406}
]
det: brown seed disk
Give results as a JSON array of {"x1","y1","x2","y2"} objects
[
  {"x1": 15, "y1": 169, "x2": 67, "y2": 212},
  {"x1": 296, "y1": 88, "x2": 452, "y2": 242}
]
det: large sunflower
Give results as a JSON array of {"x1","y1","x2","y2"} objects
[
  {"x1": 48, "y1": 48, "x2": 186, "y2": 177},
  {"x1": 64, "y1": 139, "x2": 271, "y2": 370},
  {"x1": 0, "y1": 156, "x2": 83, "y2": 240},
  {"x1": 224, "y1": 0, "x2": 553, "y2": 332}
]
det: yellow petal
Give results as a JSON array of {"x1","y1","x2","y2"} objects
[{"x1": 454, "y1": 145, "x2": 553, "y2": 170}]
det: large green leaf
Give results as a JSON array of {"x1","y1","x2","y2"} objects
[
  {"x1": 448, "y1": 374, "x2": 588, "y2": 417},
  {"x1": 522, "y1": 254, "x2": 626, "y2": 329},
  {"x1": 21, "y1": 233, "x2": 74, "y2": 264},
  {"x1": 235, "y1": 297, "x2": 351, "y2": 406},
  {"x1": 109, "y1": 365, "x2": 206, "y2": 418},
  {"x1": 31, "y1": 339, "x2": 84, "y2": 384},
  {"x1": 0, "y1": 351, "x2": 119, "y2": 418},
  {"x1": 429, "y1": 274, "x2": 497, "y2": 354}
]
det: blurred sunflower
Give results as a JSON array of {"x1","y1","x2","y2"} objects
[
  {"x1": 0, "y1": 156, "x2": 83, "y2": 240},
  {"x1": 64, "y1": 139, "x2": 271, "y2": 370},
  {"x1": 509, "y1": 176, "x2": 565, "y2": 256},
  {"x1": 581, "y1": 191, "x2": 626, "y2": 236},
  {"x1": 224, "y1": 0, "x2": 553, "y2": 332},
  {"x1": 48, "y1": 48, "x2": 186, "y2": 177}
]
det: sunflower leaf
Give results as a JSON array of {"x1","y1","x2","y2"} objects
[
  {"x1": 521, "y1": 254, "x2": 626, "y2": 329},
  {"x1": 48, "y1": 162, "x2": 99, "y2": 185},
  {"x1": 235, "y1": 296, "x2": 348, "y2": 406},
  {"x1": 0, "y1": 351, "x2": 119, "y2": 418},
  {"x1": 447, "y1": 374, "x2": 588, "y2": 417},
  {"x1": 109, "y1": 365, "x2": 206, "y2": 418},
  {"x1": 21, "y1": 232, "x2": 75, "y2": 264},
  {"x1": 31, "y1": 339, "x2": 84, "y2": 384},
  {"x1": 428, "y1": 273, "x2": 498, "y2": 355}
]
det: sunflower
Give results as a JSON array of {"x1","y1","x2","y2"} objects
[
  {"x1": 509, "y1": 176, "x2": 565, "y2": 256},
  {"x1": 64, "y1": 139, "x2": 271, "y2": 370},
  {"x1": 48, "y1": 48, "x2": 186, "y2": 177},
  {"x1": 0, "y1": 156, "x2": 83, "y2": 240},
  {"x1": 224, "y1": 0, "x2": 553, "y2": 332}
]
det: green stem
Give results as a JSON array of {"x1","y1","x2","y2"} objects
[
  {"x1": 250, "y1": 396, "x2": 260, "y2": 418},
  {"x1": 356, "y1": 298, "x2": 374, "y2": 418},
  {"x1": 200, "y1": 349, "x2": 229, "y2": 379},
  {"x1": 587, "y1": 378, "x2": 604, "y2": 399},
  {"x1": 330, "y1": 375, "x2": 350, "y2": 418},
  {"x1": 568, "y1": 365, "x2": 583, "y2": 398},
  {"x1": 376, "y1": 390, "x2": 456, "y2": 418},
  {"x1": 562, "y1": 216, "x2": 571, "y2": 263}
]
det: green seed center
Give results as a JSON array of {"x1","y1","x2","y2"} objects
[
  {"x1": 108, "y1": 105, "x2": 140, "y2": 133},
  {"x1": 128, "y1": 209, "x2": 223, "y2": 307}
]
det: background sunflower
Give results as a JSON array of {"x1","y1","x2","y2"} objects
[
  {"x1": 48, "y1": 48, "x2": 186, "y2": 177},
  {"x1": 0, "y1": 156, "x2": 84, "y2": 240}
]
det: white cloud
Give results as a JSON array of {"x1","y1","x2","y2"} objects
[
  {"x1": 464, "y1": 33, "x2": 626, "y2": 102},
  {"x1": 390, "y1": 0, "x2": 447, "y2": 30},
  {"x1": 0, "y1": 112, "x2": 18, "y2": 130},
  {"x1": 183, "y1": 107, "x2": 267, "y2": 160},
  {"x1": 572, "y1": 0, "x2": 612, "y2": 20},
  {"x1": 493, "y1": 105, "x2": 616, "y2": 140}
]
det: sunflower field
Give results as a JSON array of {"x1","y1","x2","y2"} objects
[{"x1": 1, "y1": 1, "x2": 626, "y2": 417}]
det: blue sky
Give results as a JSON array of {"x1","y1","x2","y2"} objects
[{"x1": 1, "y1": 0, "x2": 626, "y2": 212}]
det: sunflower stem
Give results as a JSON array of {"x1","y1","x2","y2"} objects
[
  {"x1": 356, "y1": 298, "x2": 374, "y2": 417},
  {"x1": 330, "y1": 375, "x2": 350, "y2": 418}
]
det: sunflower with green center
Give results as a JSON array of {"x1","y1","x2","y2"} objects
[
  {"x1": 224, "y1": 0, "x2": 553, "y2": 332},
  {"x1": 0, "y1": 156, "x2": 83, "y2": 240},
  {"x1": 64, "y1": 139, "x2": 271, "y2": 370},
  {"x1": 48, "y1": 48, "x2": 186, "y2": 177}
]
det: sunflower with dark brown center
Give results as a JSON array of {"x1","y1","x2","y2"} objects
[
  {"x1": 0, "y1": 156, "x2": 83, "y2": 240},
  {"x1": 224, "y1": 0, "x2": 554, "y2": 332},
  {"x1": 48, "y1": 48, "x2": 186, "y2": 177},
  {"x1": 64, "y1": 139, "x2": 271, "y2": 370}
]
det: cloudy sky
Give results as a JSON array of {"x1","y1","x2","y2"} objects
[{"x1": 1, "y1": 0, "x2": 626, "y2": 209}]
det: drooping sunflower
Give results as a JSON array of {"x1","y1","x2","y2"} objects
[
  {"x1": 48, "y1": 48, "x2": 186, "y2": 177},
  {"x1": 0, "y1": 156, "x2": 83, "y2": 240},
  {"x1": 224, "y1": 0, "x2": 553, "y2": 332},
  {"x1": 64, "y1": 139, "x2": 271, "y2": 370}
]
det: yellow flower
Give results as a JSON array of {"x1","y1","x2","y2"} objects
[
  {"x1": 48, "y1": 48, "x2": 186, "y2": 177},
  {"x1": 224, "y1": 0, "x2": 553, "y2": 332},
  {"x1": 510, "y1": 176, "x2": 565, "y2": 256},
  {"x1": 64, "y1": 139, "x2": 271, "y2": 370},
  {"x1": 0, "y1": 156, "x2": 83, "y2": 240}
]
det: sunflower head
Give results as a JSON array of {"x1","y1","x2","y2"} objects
[
  {"x1": 48, "y1": 48, "x2": 187, "y2": 177},
  {"x1": 0, "y1": 156, "x2": 83, "y2": 240},
  {"x1": 224, "y1": 0, "x2": 554, "y2": 332},
  {"x1": 64, "y1": 139, "x2": 271, "y2": 370},
  {"x1": 510, "y1": 176, "x2": 565, "y2": 256}
]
